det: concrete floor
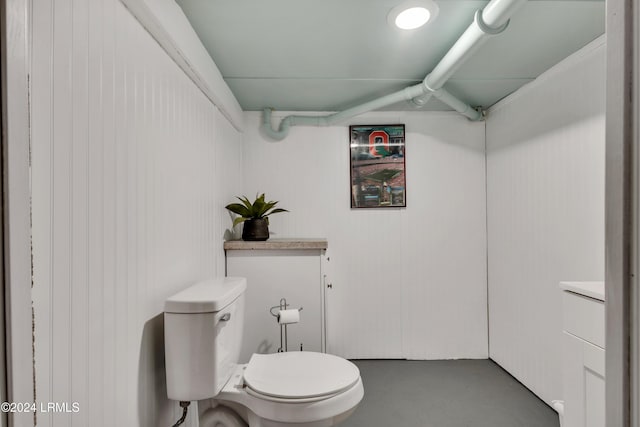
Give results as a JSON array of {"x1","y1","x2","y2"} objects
[{"x1": 340, "y1": 359, "x2": 560, "y2": 427}]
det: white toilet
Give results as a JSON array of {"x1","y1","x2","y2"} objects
[{"x1": 164, "y1": 276, "x2": 364, "y2": 427}]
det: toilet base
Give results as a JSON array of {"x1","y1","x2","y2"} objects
[
  {"x1": 201, "y1": 405, "x2": 247, "y2": 427},
  {"x1": 245, "y1": 406, "x2": 359, "y2": 427},
  {"x1": 200, "y1": 404, "x2": 359, "y2": 427}
]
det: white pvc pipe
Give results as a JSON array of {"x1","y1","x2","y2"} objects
[
  {"x1": 424, "y1": 24, "x2": 487, "y2": 90},
  {"x1": 431, "y1": 88, "x2": 483, "y2": 120},
  {"x1": 424, "y1": 0, "x2": 527, "y2": 90},
  {"x1": 262, "y1": 84, "x2": 425, "y2": 140},
  {"x1": 262, "y1": 0, "x2": 526, "y2": 141},
  {"x1": 321, "y1": 85, "x2": 425, "y2": 125},
  {"x1": 483, "y1": 0, "x2": 526, "y2": 26}
]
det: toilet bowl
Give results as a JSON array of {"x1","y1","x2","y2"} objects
[
  {"x1": 164, "y1": 277, "x2": 364, "y2": 427},
  {"x1": 206, "y1": 353, "x2": 364, "y2": 427}
]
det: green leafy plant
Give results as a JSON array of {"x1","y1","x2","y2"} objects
[{"x1": 225, "y1": 193, "x2": 288, "y2": 227}]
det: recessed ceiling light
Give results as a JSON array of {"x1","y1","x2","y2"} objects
[
  {"x1": 388, "y1": 0, "x2": 439, "y2": 31},
  {"x1": 396, "y1": 7, "x2": 430, "y2": 29}
]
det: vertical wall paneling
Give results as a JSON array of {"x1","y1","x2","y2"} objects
[
  {"x1": 86, "y1": 0, "x2": 104, "y2": 421},
  {"x1": 485, "y1": 36, "x2": 606, "y2": 405},
  {"x1": 119, "y1": 0, "x2": 245, "y2": 132},
  {"x1": 71, "y1": 0, "x2": 90, "y2": 425},
  {"x1": 30, "y1": 0, "x2": 53, "y2": 423},
  {"x1": 51, "y1": 0, "x2": 73, "y2": 424},
  {"x1": 3, "y1": 0, "x2": 36, "y2": 424},
  {"x1": 30, "y1": 0, "x2": 243, "y2": 425},
  {"x1": 241, "y1": 111, "x2": 488, "y2": 360}
]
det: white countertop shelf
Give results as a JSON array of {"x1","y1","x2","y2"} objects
[{"x1": 224, "y1": 238, "x2": 328, "y2": 251}]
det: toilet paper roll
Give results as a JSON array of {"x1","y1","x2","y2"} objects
[{"x1": 277, "y1": 309, "x2": 300, "y2": 324}]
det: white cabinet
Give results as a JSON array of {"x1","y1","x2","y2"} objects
[
  {"x1": 225, "y1": 239, "x2": 327, "y2": 363},
  {"x1": 560, "y1": 282, "x2": 605, "y2": 427}
]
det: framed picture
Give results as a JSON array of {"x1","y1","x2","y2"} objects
[{"x1": 350, "y1": 124, "x2": 406, "y2": 208}]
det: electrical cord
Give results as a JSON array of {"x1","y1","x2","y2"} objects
[{"x1": 171, "y1": 401, "x2": 191, "y2": 427}]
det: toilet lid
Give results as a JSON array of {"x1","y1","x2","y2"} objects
[{"x1": 244, "y1": 352, "x2": 360, "y2": 399}]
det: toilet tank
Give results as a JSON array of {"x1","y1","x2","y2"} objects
[{"x1": 164, "y1": 277, "x2": 246, "y2": 401}]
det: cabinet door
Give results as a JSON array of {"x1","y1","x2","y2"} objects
[
  {"x1": 563, "y1": 332, "x2": 605, "y2": 427},
  {"x1": 227, "y1": 250, "x2": 323, "y2": 363}
]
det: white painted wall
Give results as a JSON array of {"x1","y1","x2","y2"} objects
[
  {"x1": 242, "y1": 111, "x2": 488, "y2": 360},
  {"x1": 30, "y1": 0, "x2": 243, "y2": 426},
  {"x1": 486, "y1": 36, "x2": 606, "y2": 405}
]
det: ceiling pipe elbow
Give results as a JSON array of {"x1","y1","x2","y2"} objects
[
  {"x1": 262, "y1": 109, "x2": 334, "y2": 140},
  {"x1": 262, "y1": 108, "x2": 292, "y2": 141}
]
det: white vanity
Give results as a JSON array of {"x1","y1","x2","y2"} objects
[
  {"x1": 560, "y1": 281, "x2": 605, "y2": 427},
  {"x1": 224, "y1": 238, "x2": 328, "y2": 363}
]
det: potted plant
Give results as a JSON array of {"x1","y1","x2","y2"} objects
[{"x1": 225, "y1": 193, "x2": 288, "y2": 241}]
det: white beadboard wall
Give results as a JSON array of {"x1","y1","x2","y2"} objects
[
  {"x1": 486, "y1": 36, "x2": 606, "y2": 404},
  {"x1": 30, "y1": 0, "x2": 243, "y2": 426},
  {"x1": 242, "y1": 111, "x2": 488, "y2": 360}
]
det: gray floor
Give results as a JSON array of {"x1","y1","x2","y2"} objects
[{"x1": 340, "y1": 359, "x2": 560, "y2": 427}]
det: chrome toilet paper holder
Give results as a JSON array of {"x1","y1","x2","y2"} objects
[{"x1": 269, "y1": 298, "x2": 303, "y2": 352}]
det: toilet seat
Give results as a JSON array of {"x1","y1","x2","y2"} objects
[
  {"x1": 243, "y1": 352, "x2": 360, "y2": 401},
  {"x1": 244, "y1": 386, "x2": 346, "y2": 404}
]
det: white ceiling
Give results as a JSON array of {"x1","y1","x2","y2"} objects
[{"x1": 176, "y1": 0, "x2": 605, "y2": 112}]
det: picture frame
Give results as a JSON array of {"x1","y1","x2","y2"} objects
[{"x1": 349, "y1": 124, "x2": 406, "y2": 208}]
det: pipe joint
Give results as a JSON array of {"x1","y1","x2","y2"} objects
[
  {"x1": 469, "y1": 106, "x2": 485, "y2": 121},
  {"x1": 422, "y1": 79, "x2": 439, "y2": 96},
  {"x1": 410, "y1": 95, "x2": 430, "y2": 107},
  {"x1": 403, "y1": 84, "x2": 428, "y2": 107},
  {"x1": 474, "y1": 9, "x2": 509, "y2": 35},
  {"x1": 402, "y1": 86, "x2": 419, "y2": 100}
]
